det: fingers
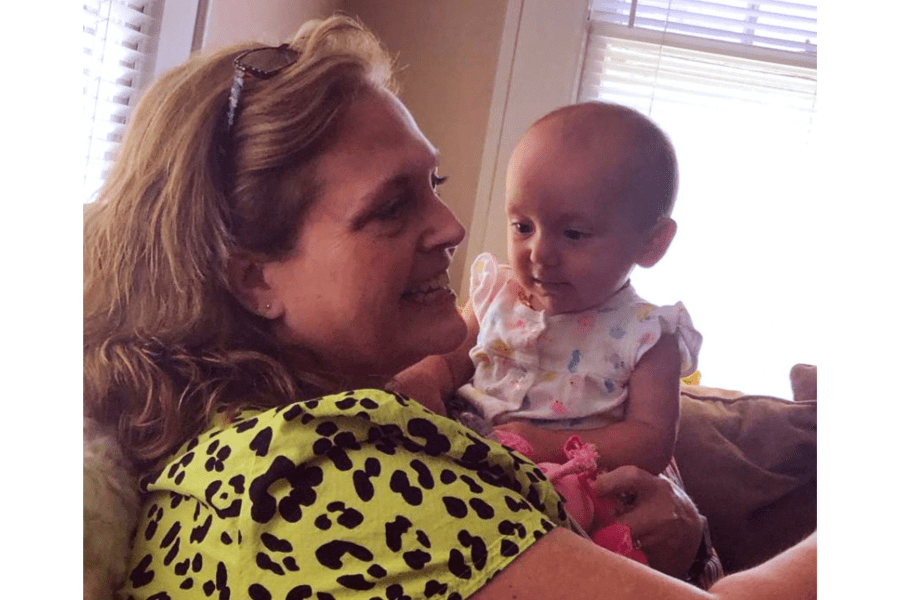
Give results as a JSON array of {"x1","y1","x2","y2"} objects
[{"x1": 590, "y1": 465, "x2": 657, "y2": 497}]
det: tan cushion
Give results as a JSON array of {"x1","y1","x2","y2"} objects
[{"x1": 674, "y1": 385, "x2": 816, "y2": 573}]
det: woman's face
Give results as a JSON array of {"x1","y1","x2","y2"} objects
[{"x1": 261, "y1": 87, "x2": 467, "y2": 385}]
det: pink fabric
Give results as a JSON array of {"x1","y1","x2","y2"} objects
[{"x1": 496, "y1": 431, "x2": 647, "y2": 565}]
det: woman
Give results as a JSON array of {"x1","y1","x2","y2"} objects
[{"x1": 84, "y1": 16, "x2": 815, "y2": 600}]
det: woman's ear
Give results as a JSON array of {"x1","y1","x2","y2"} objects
[
  {"x1": 636, "y1": 218, "x2": 677, "y2": 268},
  {"x1": 226, "y1": 252, "x2": 283, "y2": 319}
]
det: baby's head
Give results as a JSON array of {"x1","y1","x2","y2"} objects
[{"x1": 505, "y1": 102, "x2": 679, "y2": 315}]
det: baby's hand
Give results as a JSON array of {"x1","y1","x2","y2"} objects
[{"x1": 494, "y1": 421, "x2": 569, "y2": 464}]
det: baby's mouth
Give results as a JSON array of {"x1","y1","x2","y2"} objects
[{"x1": 402, "y1": 271, "x2": 454, "y2": 304}]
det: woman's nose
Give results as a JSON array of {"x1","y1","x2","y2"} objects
[{"x1": 421, "y1": 196, "x2": 466, "y2": 253}]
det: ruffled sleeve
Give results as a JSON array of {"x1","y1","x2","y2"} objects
[
  {"x1": 468, "y1": 252, "x2": 512, "y2": 324},
  {"x1": 632, "y1": 302, "x2": 702, "y2": 377}
]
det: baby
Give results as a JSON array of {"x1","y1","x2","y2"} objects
[{"x1": 394, "y1": 101, "x2": 701, "y2": 477}]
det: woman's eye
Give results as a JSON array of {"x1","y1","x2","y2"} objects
[
  {"x1": 431, "y1": 172, "x2": 448, "y2": 191},
  {"x1": 564, "y1": 229, "x2": 589, "y2": 240},
  {"x1": 373, "y1": 195, "x2": 411, "y2": 221}
]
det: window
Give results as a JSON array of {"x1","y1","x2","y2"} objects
[
  {"x1": 82, "y1": 0, "x2": 163, "y2": 204},
  {"x1": 466, "y1": 0, "x2": 818, "y2": 398},
  {"x1": 577, "y1": 0, "x2": 818, "y2": 396}
]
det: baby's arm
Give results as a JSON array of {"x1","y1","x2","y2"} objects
[
  {"x1": 497, "y1": 333, "x2": 681, "y2": 474},
  {"x1": 388, "y1": 299, "x2": 479, "y2": 415}
]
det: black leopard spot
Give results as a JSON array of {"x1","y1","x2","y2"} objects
[
  {"x1": 315, "y1": 515, "x2": 332, "y2": 530},
  {"x1": 409, "y1": 459, "x2": 435, "y2": 489},
  {"x1": 256, "y1": 552, "x2": 285, "y2": 575},
  {"x1": 147, "y1": 593, "x2": 171, "y2": 600},
  {"x1": 316, "y1": 592, "x2": 335, "y2": 600},
  {"x1": 282, "y1": 404, "x2": 305, "y2": 421},
  {"x1": 261, "y1": 532, "x2": 293, "y2": 553},
  {"x1": 335, "y1": 397, "x2": 358, "y2": 410},
  {"x1": 352, "y1": 456, "x2": 381, "y2": 502},
  {"x1": 286, "y1": 585, "x2": 313, "y2": 600},
  {"x1": 249, "y1": 427, "x2": 272, "y2": 457},
  {"x1": 234, "y1": 417, "x2": 259, "y2": 433},
  {"x1": 204, "y1": 480, "x2": 241, "y2": 518},
  {"x1": 459, "y1": 530, "x2": 488, "y2": 571},
  {"x1": 384, "y1": 516, "x2": 412, "y2": 552},
  {"x1": 335, "y1": 507, "x2": 364, "y2": 529},
  {"x1": 336, "y1": 573, "x2": 376, "y2": 591},
  {"x1": 162, "y1": 536, "x2": 180, "y2": 566},
  {"x1": 179, "y1": 578, "x2": 193, "y2": 589},
  {"x1": 405, "y1": 418, "x2": 451, "y2": 456},
  {"x1": 500, "y1": 539, "x2": 520, "y2": 557},
  {"x1": 448, "y1": 592, "x2": 463, "y2": 600},
  {"x1": 315, "y1": 540, "x2": 374, "y2": 569},
  {"x1": 316, "y1": 421, "x2": 339, "y2": 436},
  {"x1": 504, "y1": 495, "x2": 531, "y2": 513},
  {"x1": 191, "y1": 552, "x2": 203, "y2": 573},
  {"x1": 424, "y1": 580, "x2": 448, "y2": 597},
  {"x1": 161, "y1": 522, "x2": 181, "y2": 548},
  {"x1": 249, "y1": 456, "x2": 323, "y2": 524},
  {"x1": 389, "y1": 470, "x2": 423, "y2": 505},
  {"x1": 386, "y1": 583, "x2": 412, "y2": 600},
  {"x1": 442, "y1": 496, "x2": 468, "y2": 518},
  {"x1": 248, "y1": 583, "x2": 272, "y2": 600},
  {"x1": 416, "y1": 529, "x2": 431, "y2": 548},
  {"x1": 469, "y1": 498, "x2": 495, "y2": 520},
  {"x1": 284, "y1": 557, "x2": 300, "y2": 571},
  {"x1": 447, "y1": 548, "x2": 471, "y2": 579},
  {"x1": 368, "y1": 563, "x2": 387, "y2": 578},
  {"x1": 220, "y1": 532, "x2": 233, "y2": 545},
  {"x1": 190, "y1": 514, "x2": 212, "y2": 543},
  {"x1": 440, "y1": 469, "x2": 457, "y2": 484},
  {"x1": 402, "y1": 549, "x2": 431, "y2": 570},
  {"x1": 174, "y1": 558, "x2": 189, "y2": 576},
  {"x1": 498, "y1": 520, "x2": 527, "y2": 538},
  {"x1": 360, "y1": 397, "x2": 379, "y2": 409},
  {"x1": 459, "y1": 474, "x2": 484, "y2": 494},
  {"x1": 129, "y1": 554, "x2": 154, "y2": 588},
  {"x1": 215, "y1": 561, "x2": 230, "y2": 597}
]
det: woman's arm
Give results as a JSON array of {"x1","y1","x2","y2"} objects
[
  {"x1": 496, "y1": 333, "x2": 681, "y2": 474},
  {"x1": 470, "y1": 528, "x2": 816, "y2": 600},
  {"x1": 388, "y1": 298, "x2": 479, "y2": 414}
]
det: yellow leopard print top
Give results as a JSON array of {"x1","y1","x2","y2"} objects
[{"x1": 118, "y1": 389, "x2": 571, "y2": 600}]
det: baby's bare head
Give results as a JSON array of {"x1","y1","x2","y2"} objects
[{"x1": 527, "y1": 102, "x2": 679, "y2": 232}]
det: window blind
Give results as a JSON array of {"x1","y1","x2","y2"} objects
[
  {"x1": 588, "y1": 0, "x2": 816, "y2": 68},
  {"x1": 575, "y1": 0, "x2": 818, "y2": 397},
  {"x1": 83, "y1": 0, "x2": 162, "y2": 203}
]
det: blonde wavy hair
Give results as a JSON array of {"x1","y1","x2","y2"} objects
[{"x1": 84, "y1": 16, "x2": 396, "y2": 469}]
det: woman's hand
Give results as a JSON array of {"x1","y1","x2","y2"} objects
[{"x1": 590, "y1": 465, "x2": 703, "y2": 579}]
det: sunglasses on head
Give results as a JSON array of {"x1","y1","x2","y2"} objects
[{"x1": 225, "y1": 43, "x2": 300, "y2": 130}]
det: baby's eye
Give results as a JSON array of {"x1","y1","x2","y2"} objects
[
  {"x1": 431, "y1": 171, "x2": 448, "y2": 191},
  {"x1": 511, "y1": 221, "x2": 533, "y2": 235},
  {"x1": 563, "y1": 229, "x2": 589, "y2": 241}
]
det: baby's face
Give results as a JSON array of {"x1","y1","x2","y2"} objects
[{"x1": 505, "y1": 122, "x2": 647, "y2": 315}]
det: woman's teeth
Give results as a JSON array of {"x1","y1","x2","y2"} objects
[{"x1": 403, "y1": 272, "x2": 454, "y2": 303}]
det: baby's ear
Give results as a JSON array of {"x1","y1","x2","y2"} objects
[{"x1": 636, "y1": 218, "x2": 677, "y2": 268}]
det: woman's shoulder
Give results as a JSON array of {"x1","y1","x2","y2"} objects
[{"x1": 126, "y1": 389, "x2": 571, "y2": 599}]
